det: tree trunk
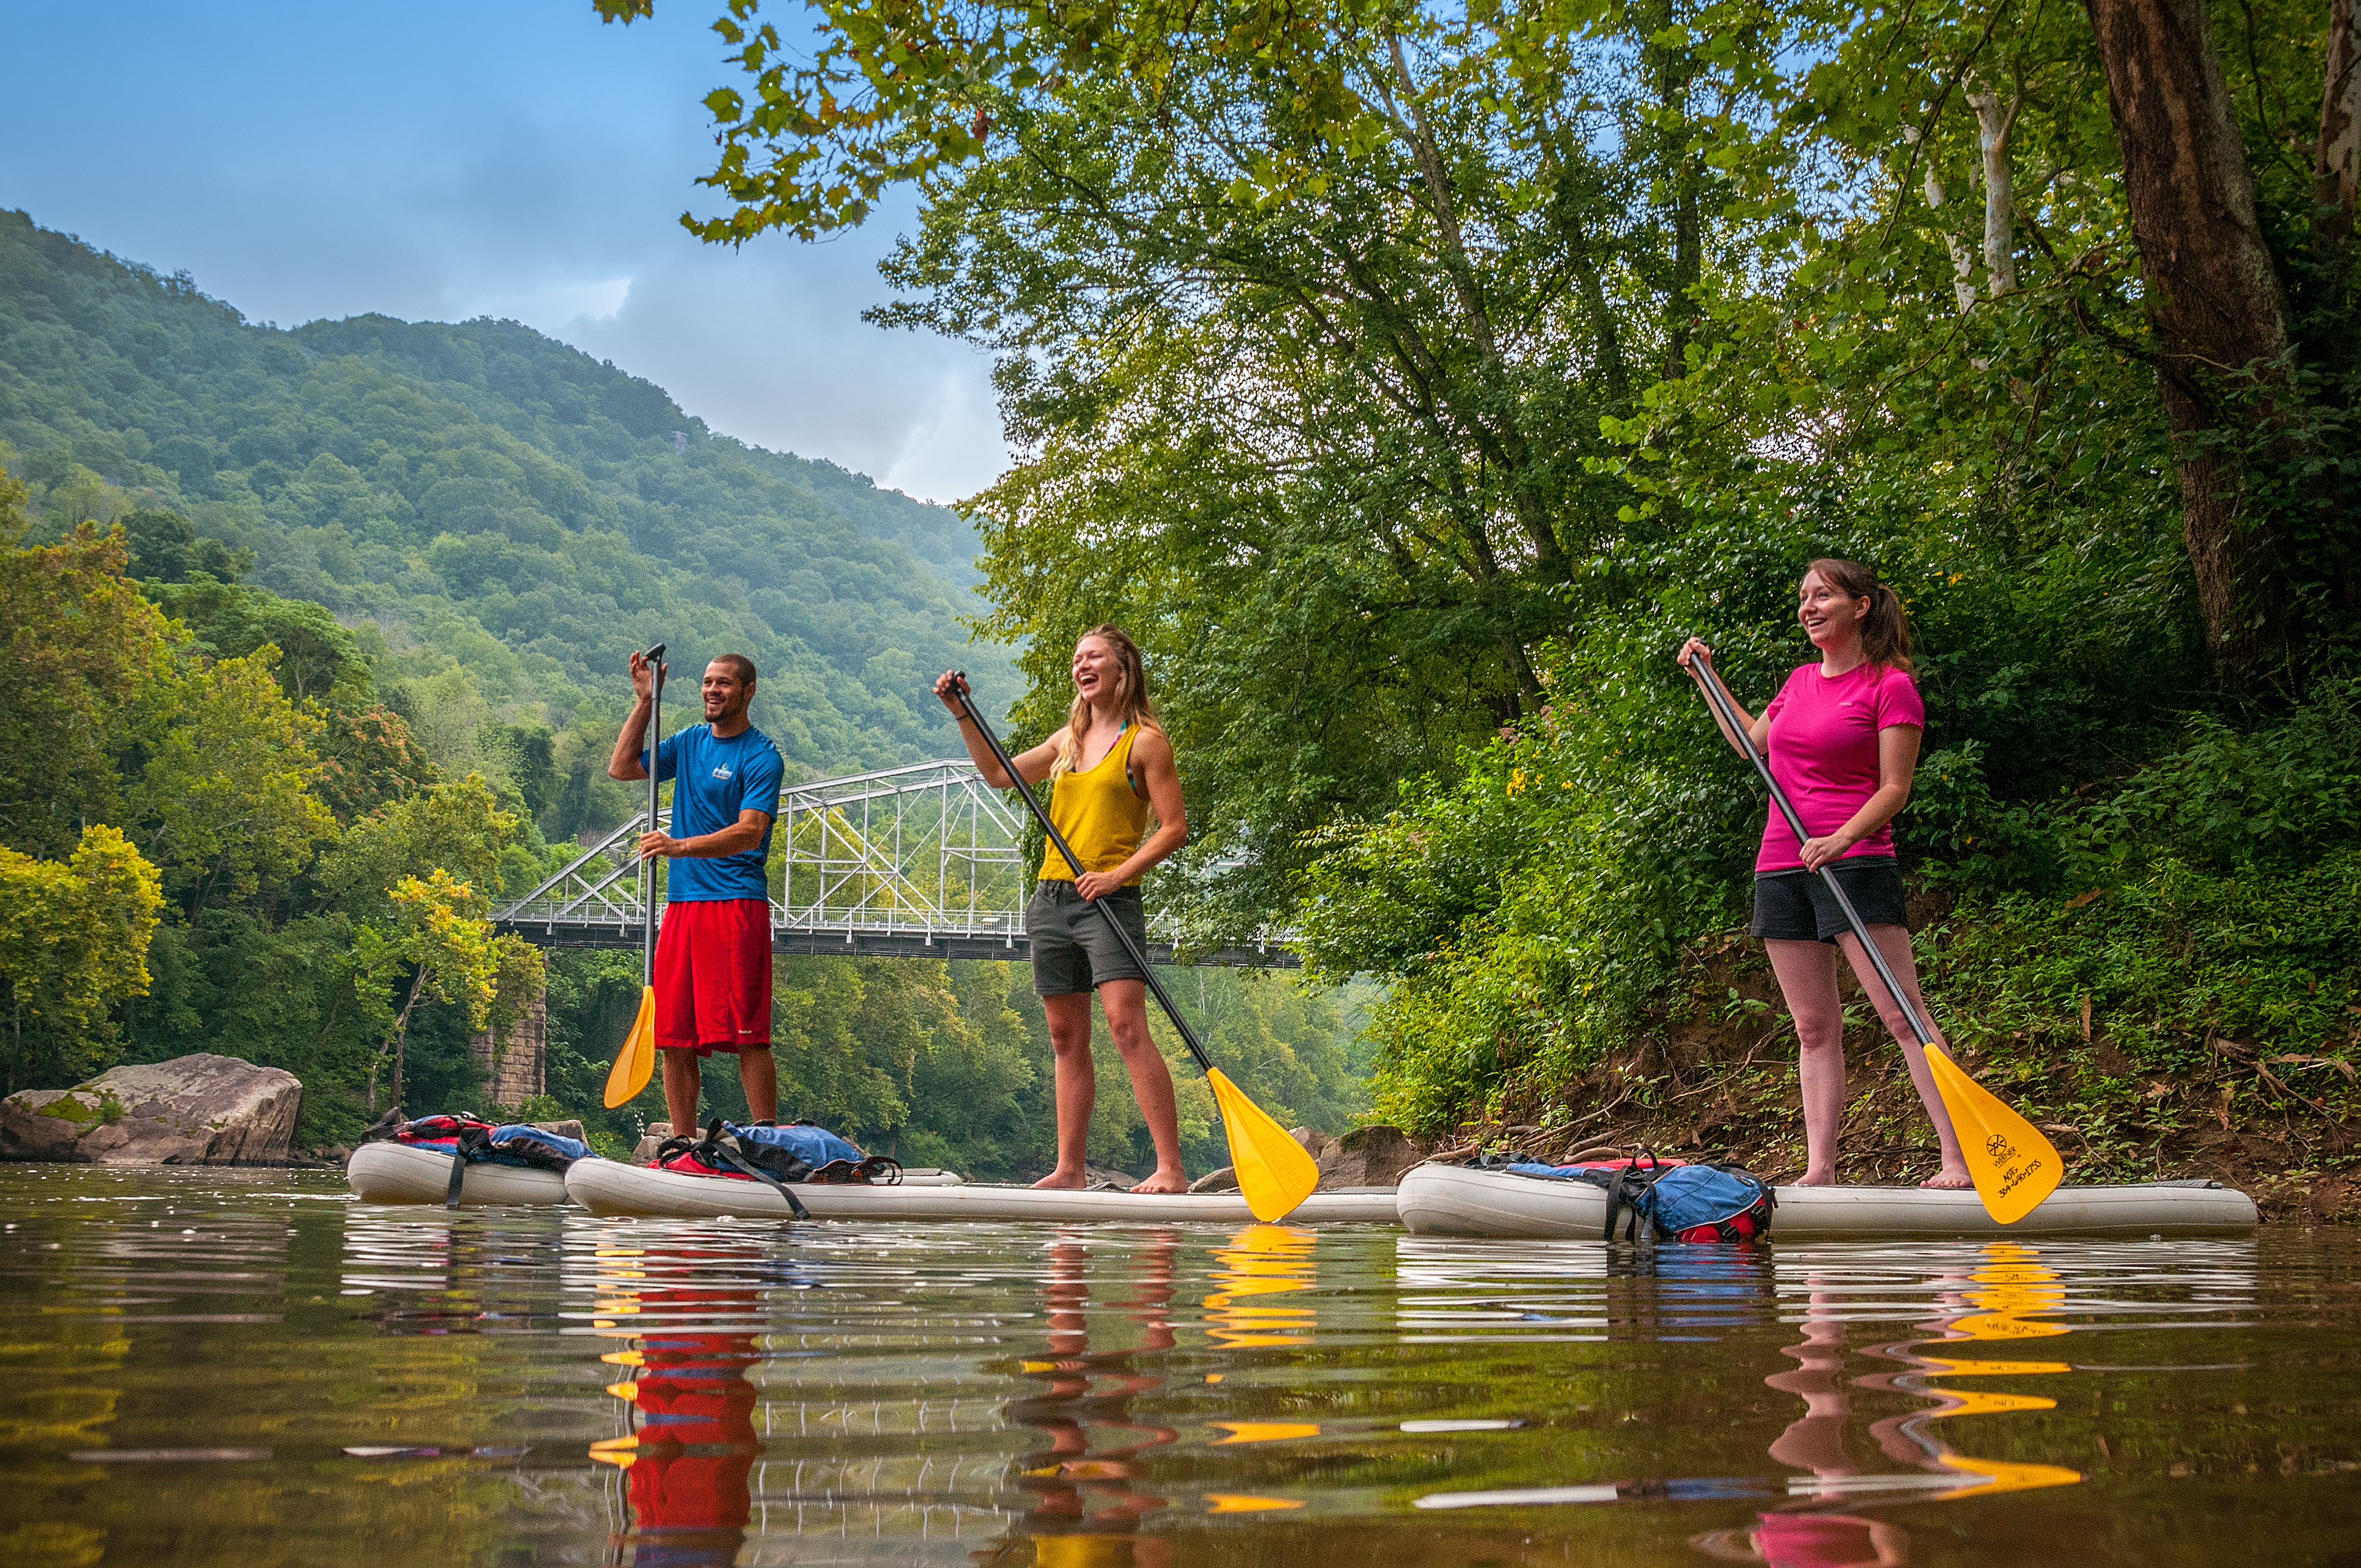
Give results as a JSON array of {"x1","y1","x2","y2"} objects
[
  {"x1": 1967, "y1": 88, "x2": 2021, "y2": 296},
  {"x1": 2319, "y1": 0, "x2": 2359, "y2": 251},
  {"x1": 2084, "y1": 0, "x2": 2296, "y2": 678},
  {"x1": 1907, "y1": 124, "x2": 1978, "y2": 314}
]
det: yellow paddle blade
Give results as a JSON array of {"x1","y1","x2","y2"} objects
[
  {"x1": 1926, "y1": 1044, "x2": 2063, "y2": 1224},
  {"x1": 1206, "y1": 1067, "x2": 1320, "y2": 1222},
  {"x1": 602, "y1": 988, "x2": 656, "y2": 1108}
]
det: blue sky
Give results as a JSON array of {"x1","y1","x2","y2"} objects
[{"x1": 0, "y1": 0, "x2": 1007, "y2": 503}]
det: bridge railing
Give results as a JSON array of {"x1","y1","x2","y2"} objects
[{"x1": 494, "y1": 757, "x2": 1294, "y2": 966}]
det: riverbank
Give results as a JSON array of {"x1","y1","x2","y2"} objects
[{"x1": 1448, "y1": 908, "x2": 2361, "y2": 1226}]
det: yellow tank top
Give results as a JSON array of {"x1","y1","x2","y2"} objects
[{"x1": 1039, "y1": 724, "x2": 1152, "y2": 884}]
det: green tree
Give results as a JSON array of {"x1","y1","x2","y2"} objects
[
  {"x1": 0, "y1": 512, "x2": 176, "y2": 858},
  {"x1": 121, "y1": 507, "x2": 253, "y2": 584},
  {"x1": 0, "y1": 824, "x2": 165, "y2": 1092},
  {"x1": 350, "y1": 867, "x2": 502, "y2": 1114},
  {"x1": 121, "y1": 646, "x2": 336, "y2": 913}
]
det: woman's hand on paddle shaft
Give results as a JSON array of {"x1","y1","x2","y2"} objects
[
  {"x1": 1073, "y1": 871, "x2": 1125, "y2": 900},
  {"x1": 1796, "y1": 833, "x2": 1858, "y2": 872},
  {"x1": 934, "y1": 671, "x2": 1057, "y2": 789},
  {"x1": 1676, "y1": 637, "x2": 1768, "y2": 757}
]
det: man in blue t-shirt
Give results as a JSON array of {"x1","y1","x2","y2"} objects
[{"x1": 608, "y1": 650, "x2": 787, "y2": 1140}]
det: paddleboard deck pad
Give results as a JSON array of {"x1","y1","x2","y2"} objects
[
  {"x1": 565, "y1": 1157, "x2": 1401, "y2": 1223},
  {"x1": 1397, "y1": 1162, "x2": 2259, "y2": 1238}
]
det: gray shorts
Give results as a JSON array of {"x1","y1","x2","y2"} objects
[
  {"x1": 1752, "y1": 857, "x2": 1908, "y2": 943},
  {"x1": 1028, "y1": 880, "x2": 1148, "y2": 995}
]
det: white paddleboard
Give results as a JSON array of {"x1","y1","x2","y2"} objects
[
  {"x1": 565, "y1": 1156, "x2": 1401, "y2": 1224},
  {"x1": 1395, "y1": 1162, "x2": 2259, "y2": 1238},
  {"x1": 346, "y1": 1141, "x2": 572, "y2": 1207}
]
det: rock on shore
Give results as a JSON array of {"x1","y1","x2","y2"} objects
[
  {"x1": 0, "y1": 1054, "x2": 304, "y2": 1165},
  {"x1": 1189, "y1": 1124, "x2": 1436, "y2": 1193}
]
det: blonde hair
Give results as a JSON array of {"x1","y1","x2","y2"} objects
[
  {"x1": 1052, "y1": 624, "x2": 1166, "y2": 777},
  {"x1": 1804, "y1": 557, "x2": 1916, "y2": 674}
]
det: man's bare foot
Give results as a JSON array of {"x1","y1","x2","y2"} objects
[
  {"x1": 1920, "y1": 1169, "x2": 1975, "y2": 1190},
  {"x1": 1031, "y1": 1169, "x2": 1088, "y2": 1190},
  {"x1": 1131, "y1": 1169, "x2": 1188, "y2": 1195}
]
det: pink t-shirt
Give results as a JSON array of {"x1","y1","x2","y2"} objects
[{"x1": 1755, "y1": 662, "x2": 1924, "y2": 872}]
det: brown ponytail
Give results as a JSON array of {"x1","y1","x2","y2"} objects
[{"x1": 1804, "y1": 557, "x2": 1915, "y2": 674}]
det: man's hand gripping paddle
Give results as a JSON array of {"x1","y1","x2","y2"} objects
[
  {"x1": 604, "y1": 644, "x2": 666, "y2": 1109},
  {"x1": 946, "y1": 673, "x2": 1320, "y2": 1221},
  {"x1": 1686, "y1": 649, "x2": 2062, "y2": 1224}
]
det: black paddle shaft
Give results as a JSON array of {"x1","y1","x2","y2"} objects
[
  {"x1": 641, "y1": 643, "x2": 666, "y2": 987},
  {"x1": 947, "y1": 674, "x2": 1218, "y2": 1076},
  {"x1": 1687, "y1": 650, "x2": 1939, "y2": 1048}
]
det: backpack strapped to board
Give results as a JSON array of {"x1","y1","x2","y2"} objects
[
  {"x1": 1474, "y1": 1147, "x2": 1774, "y2": 1243},
  {"x1": 728, "y1": 1121, "x2": 901, "y2": 1186},
  {"x1": 648, "y1": 1120, "x2": 815, "y2": 1219},
  {"x1": 362, "y1": 1109, "x2": 593, "y2": 1209}
]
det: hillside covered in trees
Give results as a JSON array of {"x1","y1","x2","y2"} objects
[
  {"x1": 0, "y1": 207, "x2": 1009, "y2": 823},
  {"x1": 0, "y1": 213, "x2": 1371, "y2": 1174}
]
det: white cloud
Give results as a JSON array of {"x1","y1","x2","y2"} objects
[{"x1": 0, "y1": 0, "x2": 1014, "y2": 504}]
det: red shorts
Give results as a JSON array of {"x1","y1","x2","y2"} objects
[{"x1": 652, "y1": 899, "x2": 772, "y2": 1055}]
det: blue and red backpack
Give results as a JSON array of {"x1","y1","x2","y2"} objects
[{"x1": 1481, "y1": 1148, "x2": 1775, "y2": 1243}]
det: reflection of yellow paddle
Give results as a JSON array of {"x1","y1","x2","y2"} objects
[
  {"x1": 604, "y1": 644, "x2": 666, "y2": 1109},
  {"x1": 1690, "y1": 653, "x2": 2062, "y2": 1222},
  {"x1": 947, "y1": 675, "x2": 1322, "y2": 1221}
]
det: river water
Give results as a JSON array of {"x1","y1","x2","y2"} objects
[{"x1": 1, "y1": 1166, "x2": 2355, "y2": 1566}]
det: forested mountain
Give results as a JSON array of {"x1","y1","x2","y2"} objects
[{"x1": 0, "y1": 208, "x2": 1014, "y2": 839}]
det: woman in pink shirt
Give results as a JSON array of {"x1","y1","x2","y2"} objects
[{"x1": 1676, "y1": 559, "x2": 1971, "y2": 1189}]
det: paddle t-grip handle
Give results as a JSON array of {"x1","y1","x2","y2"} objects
[
  {"x1": 1686, "y1": 648, "x2": 1939, "y2": 1049},
  {"x1": 947, "y1": 672, "x2": 1218, "y2": 1076}
]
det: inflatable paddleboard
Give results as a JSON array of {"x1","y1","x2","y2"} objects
[
  {"x1": 346, "y1": 1141, "x2": 573, "y2": 1207},
  {"x1": 347, "y1": 1144, "x2": 971, "y2": 1208},
  {"x1": 1396, "y1": 1162, "x2": 2259, "y2": 1238},
  {"x1": 565, "y1": 1156, "x2": 1402, "y2": 1224}
]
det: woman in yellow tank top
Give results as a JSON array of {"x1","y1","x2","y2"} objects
[{"x1": 934, "y1": 625, "x2": 1191, "y2": 1193}]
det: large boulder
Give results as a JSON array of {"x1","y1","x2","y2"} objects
[
  {"x1": 1316, "y1": 1124, "x2": 1424, "y2": 1188},
  {"x1": 0, "y1": 1054, "x2": 303, "y2": 1166},
  {"x1": 1192, "y1": 1127, "x2": 1332, "y2": 1194},
  {"x1": 630, "y1": 1123, "x2": 675, "y2": 1164}
]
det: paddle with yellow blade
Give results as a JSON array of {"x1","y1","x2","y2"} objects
[
  {"x1": 603, "y1": 643, "x2": 667, "y2": 1109},
  {"x1": 1687, "y1": 650, "x2": 2062, "y2": 1224},
  {"x1": 944, "y1": 673, "x2": 1322, "y2": 1221}
]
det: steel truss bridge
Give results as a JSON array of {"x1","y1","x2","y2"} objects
[{"x1": 494, "y1": 758, "x2": 1294, "y2": 968}]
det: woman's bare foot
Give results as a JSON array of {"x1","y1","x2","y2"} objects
[
  {"x1": 1920, "y1": 1169, "x2": 1974, "y2": 1190},
  {"x1": 1031, "y1": 1168, "x2": 1088, "y2": 1190},
  {"x1": 1131, "y1": 1168, "x2": 1189, "y2": 1195},
  {"x1": 1791, "y1": 1169, "x2": 1840, "y2": 1187}
]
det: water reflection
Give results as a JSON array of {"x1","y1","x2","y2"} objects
[
  {"x1": 991, "y1": 1229, "x2": 1181, "y2": 1566},
  {"x1": 2, "y1": 1170, "x2": 2347, "y2": 1568},
  {"x1": 592, "y1": 1244, "x2": 766, "y2": 1567}
]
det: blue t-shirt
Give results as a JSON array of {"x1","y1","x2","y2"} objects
[{"x1": 642, "y1": 724, "x2": 785, "y2": 902}]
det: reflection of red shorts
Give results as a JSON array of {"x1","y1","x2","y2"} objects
[
  {"x1": 653, "y1": 899, "x2": 772, "y2": 1055},
  {"x1": 628, "y1": 1364, "x2": 760, "y2": 1533}
]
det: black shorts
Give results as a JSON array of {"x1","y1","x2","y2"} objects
[
  {"x1": 1028, "y1": 880, "x2": 1149, "y2": 995},
  {"x1": 1752, "y1": 857, "x2": 1907, "y2": 943}
]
